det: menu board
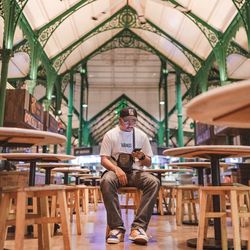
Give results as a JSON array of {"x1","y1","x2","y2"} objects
[{"x1": 195, "y1": 122, "x2": 212, "y2": 145}]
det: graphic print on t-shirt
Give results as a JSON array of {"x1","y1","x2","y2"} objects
[{"x1": 121, "y1": 142, "x2": 132, "y2": 148}]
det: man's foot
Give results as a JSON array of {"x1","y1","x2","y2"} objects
[
  {"x1": 106, "y1": 229, "x2": 124, "y2": 244},
  {"x1": 129, "y1": 227, "x2": 149, "y2": 245}
]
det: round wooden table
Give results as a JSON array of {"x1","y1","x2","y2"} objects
[
  {"x1": 168, "y1": 162, "x2": 231, "y2": 185},
  {"x1": 0, "y1": 153, "x2": 75, "y2": 186},
  {"x1": 0, "y1": 127, "x2": 66, "y2": 147},
  {"x1": 164, "y1": 145, "x2": 250, "y2": 249},
  {"x1": 144, "y1": 168, "x2": 193, "y2": 185},
  {"x1": 52, "y1": 167, "x2": 90, "y2": 184},
  {"x1": 17, "y1": 162, "x2": 80, "y2": 185},
  {"x1": 186, "y1": 79, "x2": 250, "y2": 128}
]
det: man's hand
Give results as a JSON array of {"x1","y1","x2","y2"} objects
[
  {"x1": 132, "y1": 150, "x2": 145, "y2": 161},
  {"x1": 115, "y1": 167, "x2": 128, "y2": 186}
]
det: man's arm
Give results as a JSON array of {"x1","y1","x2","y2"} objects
[
  {"x1": 101, "y1": 155, "x2": 128, "y2": 186},
  {"x1": 101, "y1": 155, "x2": 118, "y2": 172}
]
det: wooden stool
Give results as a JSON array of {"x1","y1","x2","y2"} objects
[
  {"x1": 197, "y1": 186, "x2": 250, "y2": 250},
  {"x1": 118, "y1": 187, "x2": 141, "y2": 214},
  {"x1": 0, "y1": 185, "x2": 71, "y2": 250},
  {"x1": 77, "y1": 185, "x2": 100, "y2": 214},
  {"x1": 158, "y1": 184, "x2": 177, "y2": 215},
  {"x1": 176, "y1": 185, "x2": 199, "y2": 226},
  {"x1": 106, "y1": 187, "x2": 141, "y2": 239},
  {"x1": 50, "y1": 185, "x2": 81, "y2": 236}
]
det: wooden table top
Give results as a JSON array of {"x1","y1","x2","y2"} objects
[
  {"x1": 144, "y1": 168, "x2": 193, "y2": 173},
  {"x1": 17, "y1": 163, "x2": 80, "y2": 168},
  {"x1": 0, "y1": 153, "x2": 75, "y2": 162},
  {"x1": 70, "y1": 173, "x2": 93, "y2": 177},
  {"x1": 186, "y1": 80, "x2": 250, "y2": 128},
  {"x1": 0, "y1": 127, "x2": 66, "y2": 146},
  {"x1": 52, "y1": 167, "x2": 90, "y2": 173},
  {"x1": 163, "y1": 145, "x2": 250, "y2": 159},
  {"x1": 168, "y1": 162, "x2": 231, "y2": 169}
]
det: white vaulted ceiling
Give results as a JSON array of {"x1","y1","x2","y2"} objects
[{"x1": 1, "y1": 0, "x2": 250, "y2": 146}]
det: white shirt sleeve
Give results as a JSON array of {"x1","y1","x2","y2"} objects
[{"x1": 100, "y1": 132, "x2": 112, "y2": 157}]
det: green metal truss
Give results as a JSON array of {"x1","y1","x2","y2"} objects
[
  {"x1": 62, "y1": 28, "x2": 192, "y2": 79},
  {"x1": 51, "y1": 5, "x2": 202, "y2": 74},
  {"x1": 36, "y1": 0, "x2": 96, "y2": 47}
]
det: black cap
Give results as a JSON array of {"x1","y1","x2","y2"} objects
[{"x1": 119, "y1": 107, "x2": 137, "y2": 118}]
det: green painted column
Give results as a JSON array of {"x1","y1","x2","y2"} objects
[
  {"x1": 66, "y1": 72, "x2": 74, "y2": 155},
  {"x1": 27, "y1": 41, "x2": 42, "y2": 94},
  {"x1": 163, "y1": 66, "x2": 169, "y2": 147},
  {"x1": 157, "y1": 121, "x2": 164, "y2": 146},
  {"x1": 55, "y1": 77, "x2": 63, "y2": 116},
  {"x1": 0, "y1": 48, "x2": 12, "y2": 126},
  {"x1": 176, "y1": 71, "x2": 184, "y2": 147},
  {"x1": 78, "y1": 72, "x2": 84, "y2": 147},
  {"x1": 83, "y1": 121, "x2": 90, "y2": 146},
  {"x1": 0, "y1": 0, "x2": 17, "y2": 126},
  {"x1": 213, "y1": 44, "x2": 228, "y2": 85}
]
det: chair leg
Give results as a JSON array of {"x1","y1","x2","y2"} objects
[
  {"x1": 230, "y1": 190, "x2": 241, "y2": 250},
  {"x1": 0, "y1": 193, "x2": 11, "y2": 250},
  {"x1": 220, "y1": 192, "x2": 228, "y2": 250},
  {"x1": 40, "y1": 196, "x2": 51, "y2": 250},
  {"x1": 74, "y1": 189, "x2": 81, "y2": 235},
  {"x1": 197, "y1": 190, "x2": 207, "y2": 250},
  {"x1": 15, "y1": 190, "x2": 27, "y2": 250},
  {"x1": 176, "y1": 189, "x2": 182, "y2": 226},
  {"x1": 57, "y1": 190, "x2": 71, "y2": 250}
]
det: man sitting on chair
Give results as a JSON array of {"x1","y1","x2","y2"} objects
[{"x1": 100, "y1": 107, "x2": 160, "y2": 245}]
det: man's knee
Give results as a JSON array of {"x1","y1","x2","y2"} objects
[{"x1": 100, "y1": 171, "x2": 118, "y2": 191}]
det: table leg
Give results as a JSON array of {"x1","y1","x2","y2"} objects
[
  {"x1": 196, "y1": 168, "x2": 204, "y2": 185},
  {"x1": 45, "y1": 168, "x2": 52, "y2": 185},
  {"x1": 64, "y1": 173, "x2": 69, "y2": 185},
  {"x1": 29, "y1": 161, "x2": 36, "y2": 186},
  {"x1": 75, "y1": 176, "x2": 80, "y2": 185},
  {"x1": 210, "y1": 156, "x2": 221, "y2": 241}
]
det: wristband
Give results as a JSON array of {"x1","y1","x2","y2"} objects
[{"x1": 139, "y1": 154, "x2": 146, "y2": 161}]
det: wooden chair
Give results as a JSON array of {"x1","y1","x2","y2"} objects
[
  {"x1": 118, "y1": 187, "x2": 141, "y2": 214},
  {"x1": 106, "y1": 187, "x2": 141, "y2": 239},
  {"x1": 50, "y1": 185, "x2": 81, "y2": 236},
  {"x1": 77, "y1": 185, "x2": 99, "y2": 214},
  {"x1": 0, "y1": 185, "x2": 71, "y2": 250},
  {"x1": 197, "y1": 185, "x2": 250, "y2": 250},
  {"x1": 159, "y1": 184, "x2": 177, "y2": 215},
  {"x1": 175, "y1": 185, "x2": 199, "y2": 226}
]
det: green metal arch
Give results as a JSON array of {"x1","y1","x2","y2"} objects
[
  {"x1": 61, "y1": 28, "x2": 192, "y2": 79},
  {"x1": 52, "y1": 6, "x2": 198, "y2": 75},
  {"x1": 36, "y1": 0, "x2": 97, "y2": 47}
]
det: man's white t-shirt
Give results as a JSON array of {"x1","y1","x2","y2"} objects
[{"x1": 100, "y1": 126, "x2": 153, "y2": 170}]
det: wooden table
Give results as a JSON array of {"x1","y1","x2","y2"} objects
[
  {"x1": 0, "y1": 153, "x2": 75, "y2": 186},
  {"x1": 186, "y1": 80, "x2": 250, "y2": 128},
  {"x1": 144, "y1": 168, "x2": 193, "y2": 215},
  {"x1": 17, "y1": 162, "x2": 80, "y2": 185},
  {"x1": 164, "y1": 145, "x2": 250, "y2": 249},
  {"x1": 0, "y1": 127, "x2": 66, "y2": 147},
  {"x1": 70, "y1": 173, "x2": 101, "y2": 186},
  {"x1": 168, "y1": 162, "x2": 231, "y2": 185},
  {"x1": 52, "y1": 167, "x2": 90, "y2": 185},
  {"x1": 144, "y1": 168, "x2": 193, "y2": 185}
]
